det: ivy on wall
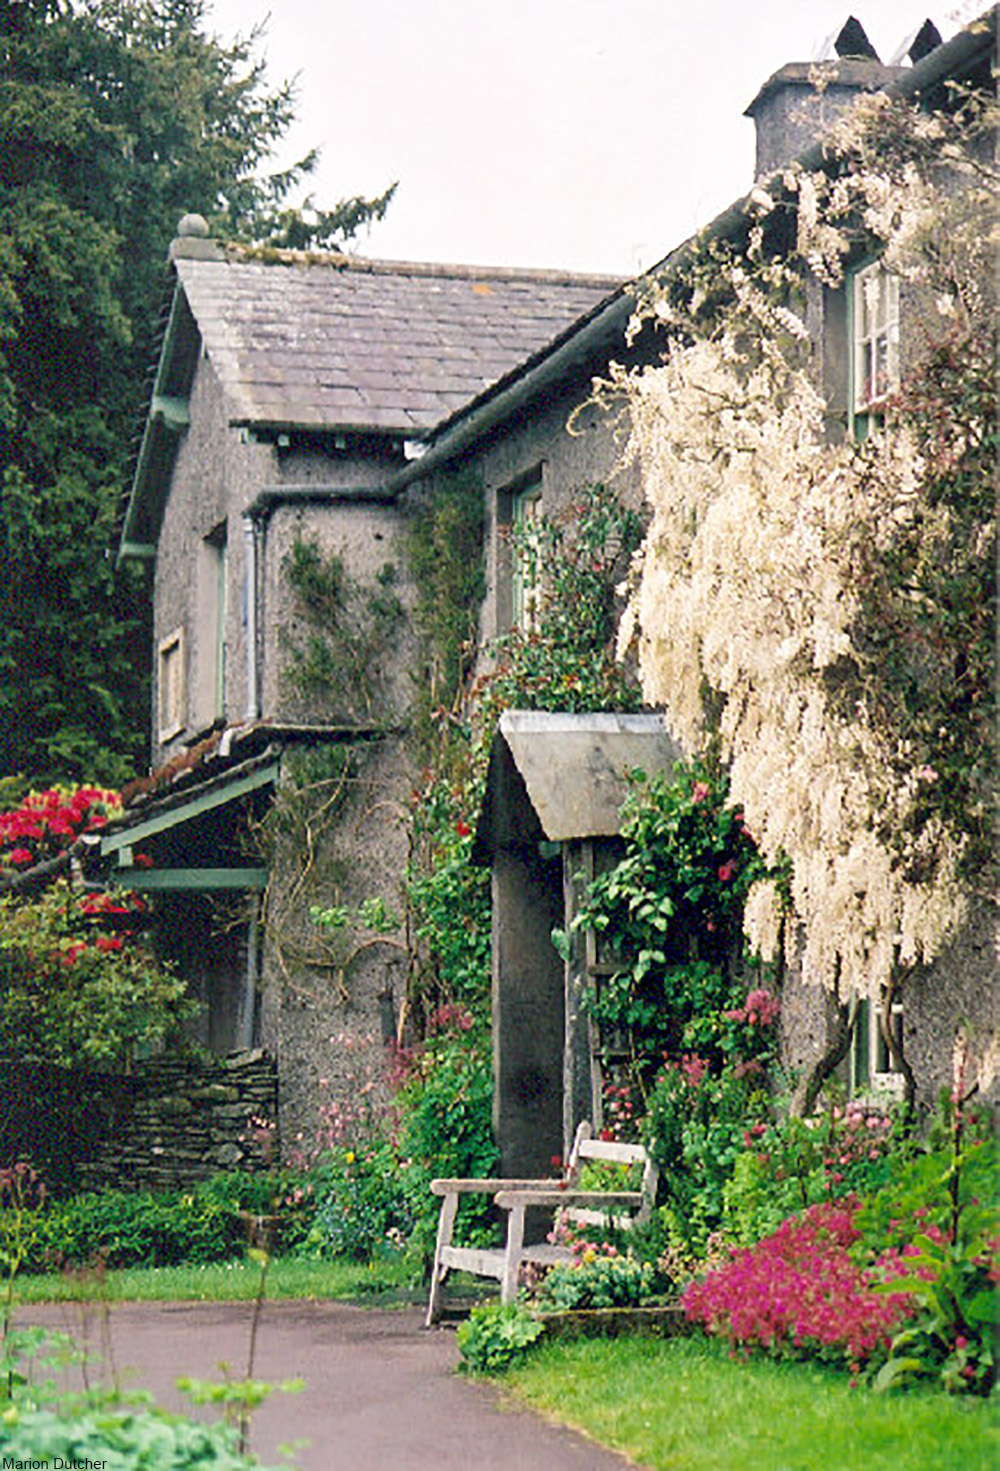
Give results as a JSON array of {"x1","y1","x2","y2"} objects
[{"x1": 281, "y1": 538, "x2": 404, "y2": 724}]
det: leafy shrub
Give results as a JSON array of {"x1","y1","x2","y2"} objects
[
  {"x1": 645, "y1": 1057, "x2": 770, "y2": 1250},
  {"x1": 721, "y1": 1101, "x2": 908, "y2": 1246},
  {"x1": 569, "y1": 762, "x2": 779, "y2": 1080},
  {"x1": 536, "y1": 1251, "x2": 653, "y2": 1311},
  {"x1": 456, "y1": 1302, "x2": 545, "y2": 1374},
  {"x1": 303, "y1": 1140, "x2": 415, "y2": 1261},
  {"x1": 857, "y1": 1109, "x2": 998, "y2": 1395},
  {"x1": 2, "y1": 1169, "x2": 322, "y2": 1275},
  {"x1": 18, "y1": 1188, "x2": 245, "y2": 1271},
  {"x1": 0, "y1": 1403, "x2": 280, "y2": 1470},
  {"x1": 682, "y1": 1201, "x2": 915, "y2": 1370},
  {"x1": 394, "y1": 1012, "x2": 499, "y2": 1255},
  {"x1": 0, "y1": 879, "x2": 191, "y2": 1068}
]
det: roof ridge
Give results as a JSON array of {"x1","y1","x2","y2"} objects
[{"x1": 219, "y1": 242, "x2": 621, "y2": 288}]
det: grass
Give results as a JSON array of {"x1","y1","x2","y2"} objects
[
  {"x1": 8, "y1": 1254, "x2": 417, "y2": 1305},
  {"x1": 504, "y1": 1333, "x2": 1000, "y2": 1471}
]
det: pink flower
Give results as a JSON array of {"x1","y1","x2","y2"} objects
[
  {"x1": 718, "y1": 860, "x2": 737, "y2": 883},
  {"x1": 691, "y1": 781, "x2": 711, "y2": 804}
]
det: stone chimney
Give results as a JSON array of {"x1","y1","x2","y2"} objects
[{"x1": 743, "y1": 16, "x2": 942, "y2": 181}]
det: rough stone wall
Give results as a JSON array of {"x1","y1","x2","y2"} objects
[
  {"x1": 1, "y1": 1051, "x2": 278, "y2": 1196},
  {"x1": 77, "y1": 1050, "x2": 279, "y2": 1191},
  {"x1": 257, "y1": 735, "x2": 412, "y2": 1149}
]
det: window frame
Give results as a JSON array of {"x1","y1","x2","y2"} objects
[
  {"x1": 496, "y1": 465, "x2": 545, "y2": 634},
  {"x1": 848, "y1": 258, "x2": 900, "y2": 435},
  {"x1": 157, "y1": 626, "x2": 186, "y2": 743},
  {"x1": 849, "y1": 993, "x2": 905, "y2": 1097}
]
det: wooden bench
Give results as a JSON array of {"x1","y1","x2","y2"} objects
[{"x1": 425, "y1": 1121, "x2": 658, "y2": 1326}]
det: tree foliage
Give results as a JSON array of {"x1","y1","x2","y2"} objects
[
  {"x1": 0, "y1": 783, "x2": 190, "y2": 1067},
  {"x1": 0, "y1": 0, "x2": 393, "y2": 783}
]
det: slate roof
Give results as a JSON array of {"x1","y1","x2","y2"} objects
[{"x1": 175, "y1": 254, "x2": 620, "y2": 434}]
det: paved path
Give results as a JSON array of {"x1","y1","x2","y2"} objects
[{"x1": 18, "y1": 1301, "x2": 638, "y2": 1470}]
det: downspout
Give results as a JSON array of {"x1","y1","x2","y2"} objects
[{"x1": 242, "y1": 512, "x2": 261, "y2": 720}]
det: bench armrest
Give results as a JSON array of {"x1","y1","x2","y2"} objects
[{"x1": 493, "y1": 1189, "x2": 643, "y2": 1210}]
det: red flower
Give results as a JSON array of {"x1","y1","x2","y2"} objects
[
  {"x1": 95, "y1": 936, "x2": 124, "y2": 953},
  {"x1": 718, "y1": 859, "x2": 737, "y2": 883},
  {"x1": 455, "y1": 820, "x2": 471, "y2": 837}
]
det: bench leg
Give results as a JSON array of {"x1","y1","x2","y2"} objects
[
  {"x1": 425, "y1": 1191, "x2": 458, "y2": 1327},
  {"x1": 500, "y1": 1202, "x2": 525, "y2": 1305}
]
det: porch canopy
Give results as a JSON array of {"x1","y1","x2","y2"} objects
[
  {"x1": 473, "y1": 711, "x2": 682, "y2": 1176},
  {"x1": 474, "y1": 710, "x2": 681, "y2": 858}
]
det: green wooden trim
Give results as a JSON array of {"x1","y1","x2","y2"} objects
[
  {"x1": 109, "y1": 866, "x2": 268, "y2": 892},
  {"x1": 101, "y1": 759, "x2": 280, "y2": 854},
  {"x1": 119, "y1": 541, "x2": 156, "y2": 560}
]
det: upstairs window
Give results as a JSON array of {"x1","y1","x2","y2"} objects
[
  {"x1": 497, "y1": 467, "x2": 544, "y2": 633},
  {"x1": 510, "y1": 479, "x2": 543, "y2": 632},
  {"x1": 158, "y1": 627, "x2": 185, "y2": 742},
  {"x1": 850, "y1": 260, "x2": 900, "y2": 431}
]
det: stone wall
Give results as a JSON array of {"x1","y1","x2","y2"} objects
[{"x1": 1, "y1": 1050, "x2": 278, "y2": 1197}]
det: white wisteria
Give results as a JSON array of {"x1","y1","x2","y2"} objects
[{"x1": 615, "y1": 87, "x2": 995, "y2": 1004}]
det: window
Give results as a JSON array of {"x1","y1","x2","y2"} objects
[
  {"x1": 850, "y1": 993, "x2": 904, "y2": 1096},
  {"x1": 158, "y1": 627, "x2": 185, "y2": 741},
  {"x1": 511, "y1": 480, "x2": 542, "y2": 631},
  {"x1": 497, "y1": 468, "x2": 543, "y2": 633},
  {"x1": 850, "y1": 260, "x2": 900, "y2": 426}
]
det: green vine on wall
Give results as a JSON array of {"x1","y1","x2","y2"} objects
[
  {"x1": 405, "y1": 483, "x2": 645, "y2": 1028},
  {"x1": 404, "y1": 470, "x2": 486, "y2": 754},
  {"x1": 281, "y1": 539, "x2": 404, "y2": 724},
  {"x1": 565, "y1": 759, "x2": 787, "y2": 1096}
]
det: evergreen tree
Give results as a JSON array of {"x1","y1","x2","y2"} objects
[{"x1": 0, "y1": 0, "x2": 393, "y2": 782}]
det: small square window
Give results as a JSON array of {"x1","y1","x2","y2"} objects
[
  {"x1": 851, "y1": 261, "x2": 900, "y2": 418},
  {"x1": 158, "y1": 627, "x2": 185, "y2": 742}
]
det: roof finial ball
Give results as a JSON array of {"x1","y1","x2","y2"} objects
[
  {"x1": 177, "y1": 212, "x2": 210, "y2": 239},
  {"x1": 169, "y1": 212, "x2": 220, "y2": 262}
]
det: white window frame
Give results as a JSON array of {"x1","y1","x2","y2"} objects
[
  {"x1": 850, "y1": 993, "x2": 905, "y2": 1097},
  {"x1": 510, "y1": 479, "x2": 543, "y2": 633},
  {"x1": 157, "y1": 626, "x2": 186, "y2": 742},
  {"x1": 850, "y1": 260, "x2": 900, "y2": 421}
]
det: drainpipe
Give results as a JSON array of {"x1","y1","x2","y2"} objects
[{"x1": 242, "y1": 513, "x2": 260, "y2": 720}]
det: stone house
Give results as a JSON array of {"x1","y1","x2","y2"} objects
[{"x1": 103, "y1": 12, "x2": 996, "y2": 1169}]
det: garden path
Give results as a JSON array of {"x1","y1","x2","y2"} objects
[{"x1": 19, "y1": 1300, "x2": 639, "y2": 1470}]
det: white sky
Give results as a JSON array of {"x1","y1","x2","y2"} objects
[{"x1": 207, "y1": 1, "x2": 968, "y2": 275}]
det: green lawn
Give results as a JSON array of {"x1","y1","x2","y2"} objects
[
  {"x1": 504, "y1": 1334, "x2": 999, "y2": 1471},
  {"x1": 9, "y1": 1254, "x2": 415, "y2": 1304}
]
